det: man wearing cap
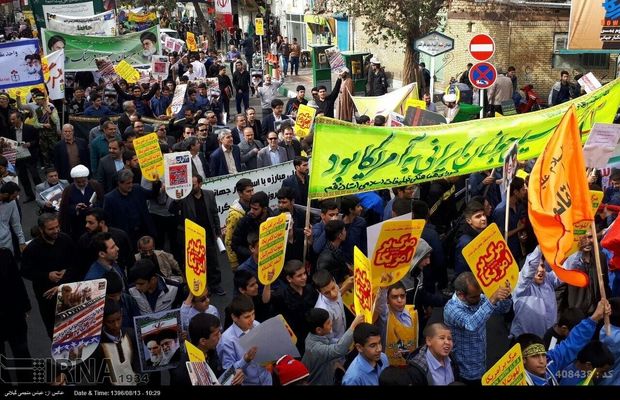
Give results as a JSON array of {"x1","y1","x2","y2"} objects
[
  {"x1": 337, "y1": 69, "x2": 354, "y2": 122},
  {"x1": 367, "y1": 57, "x2": 388, "y2": 96},
  {"x1": 58, "y1": 164, "x2": 104, "y2": 240},
  {"x1": 285, "y1": 85, "x2": 308, "y2": 119},
  {"x1": 16, "y1": 89, "x2": 60, "y2": 168},
  {"x1": 442, "y1": 93, "x2": 460, "y2": 123}
]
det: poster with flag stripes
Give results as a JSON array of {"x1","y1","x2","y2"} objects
[{"x1": 51, "y1": 279, "x2": 107, "y2": 365}]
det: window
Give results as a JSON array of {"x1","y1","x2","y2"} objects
[
  {"x1": 579, "y1": 53, "x2": 610, "y2": 69},
  {"x1": 553, "y1": 33, "x2": 568, "y2": 54}
]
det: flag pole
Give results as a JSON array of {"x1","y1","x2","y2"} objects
[
  {"x1": 302, "y1": 195, "x2": 311, "y2": 266},
  {"x1": 590, "y1": 219, "x2": 611, "y2": 336},
  {"x1": 504, "y1": 186, "x2": 510, "y2": 241}
]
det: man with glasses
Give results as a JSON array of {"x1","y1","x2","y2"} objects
[
  {"x1": 135, "y1": 235, "x2": 181, "y2": 279},
  {"x1": 257, "y1": 131, "x2": 288, "y2": 168},
  {"x1": 155, "y1": 124, "x2": 175, "y2": 152}
]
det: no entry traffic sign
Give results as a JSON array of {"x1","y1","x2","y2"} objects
[
  {"x1": 469, "y1": 62, "x2": 497, "y2": 90},
  {"x1": 469, "y1": 34, "x2": 495, "y2": 61}
]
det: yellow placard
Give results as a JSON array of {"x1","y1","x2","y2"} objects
[
  {"x1": 115, "y1": 60, "x2": 140, "y2": 84},
  {"x1": 341, "y1": 288, "x2": 356, "y2": 315},
  {"x1": 278, "y1": 315, "x2": 297, "y2": 345},
  {"x1": 255, "y1": 18, "x2": 264, "y2": 36},
  {"x1": 294, "y1": 104, "x2": 316, "y2": 138},
  {"x1": 405, "y1": 98, "x2": 426, "y2": 111},
  {"x1": 185, "y1": 340, "x2": 206, "y2": 363},
  {"x1": 133, "y1": 132, "x2": 164, "y2": 181},
  {"x1": 354, "y1": 247, "x2": 374, "y2": 323},
  {"x1": 186, "y1": 32, "x2": 198, "y2": 52},
  {"x1": 6, "y1": 84, "x2": 47, "y2": 104},
  {"x1": 371, "y1": 219, "x2": 426, "y2": 287},
  {"x1": 462, "y1": 223, "x2": 519, "y2": 299},
  {"x1": 482, "y1": 343, "x2": 527, "y2": 386},
  {"x1": 185, "y1": 219, "x2": 207, "y2": 296},
  {"x1": 570, "y1": 190, "x2": 604, "y2": 255},
  {"x1": 258, "y1": 213, "x2": 289, "y2": 285}
]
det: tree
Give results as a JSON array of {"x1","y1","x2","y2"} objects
[{"x1": 335, "y1": 0, "x2": 450, "y2": 91}]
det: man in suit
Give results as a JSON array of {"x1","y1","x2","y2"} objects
[
  {"x1": 6, "y1": 110, "x2": 41, "y2": 201},
  {"x1": 281, "y1": 156, "x2": 309, "y2": 206},
  {"x1": 257, "y1": 131, "x2": 288, "y2": 168},
  {"x1": 261, "y1": 99, "x2": 290, "y2": 140},
  {"x1": 35, "y1": 167, "x2": 69, "y2": 214},
  {"x1": 173, "y1": 175, "x2": 226, "y2": 296},
  {"x1": 209, "y1": 129, "x2": 242, "y2": 177},
  {"x1": 238, "y1": 127, "x2": 263, "y2": 171},
  {"x1": 230, "y1": 113, "x2": 246, "y2": 145},
  {"x1": 96, "y1": 138, "x2": 124, "y2": 193},
  {"x1": 245, "y1": 107, "x2": 263, "y2": 143},
  {"x1": 53, "y1": 123, "x2": 89, "y2": 181},
  {"x1": 186, "y1": 137, "x2": 209, "y2": 181}
]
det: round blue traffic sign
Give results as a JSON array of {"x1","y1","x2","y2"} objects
[{"x1": 468, "y1": 62, "x2": 497, "y2": 90}]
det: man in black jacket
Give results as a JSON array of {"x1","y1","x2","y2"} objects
[
  {"x1": 315, "y1": 78, "x2": 342, "y2": 118},
  {"x1": 21, "y1": 213, "x2": 78, "y2": 339},
  {"x1": 53, "y1": 123, "x2": 90, "y2": 181},
  {"x1": 172, "y1": 175, "x2": 226, "y2": 296},
  {"x1": 231, "y1": 191, "x2": 273, "y2": 265},
  {"x1": 7, "y1": 110, "x2": 41, "y2": 201},
  {"x1": 232, "y1": 60, "x2": 251, "y2": 114}
]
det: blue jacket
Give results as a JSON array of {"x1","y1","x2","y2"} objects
[
  {"x1": 208, "y1": 146, "x2": 242, "y2": 177},
  {"x1": 526, "y1": 317, "x2": 597, "y2": 385},
  {"x1": 599, "y1": 324, "x2": 620, "y2": 385},
  {"x1": 103, "y1": 184, "x2": 158, "y2": 238}
]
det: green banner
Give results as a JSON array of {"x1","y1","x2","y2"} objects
[
  {"x1": 309, "y1": 77, "x2": 620, "y2": 199},
  {"x1": 30, "y1": 0, "x2": 106, "y2": 30},
  {"x1": 41, "y1": 26, "x2": 161, "y2": 72}
]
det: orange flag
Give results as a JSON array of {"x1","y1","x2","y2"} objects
[{"x1": 528, "y1": 105, "x2": 593, "y2": 287}]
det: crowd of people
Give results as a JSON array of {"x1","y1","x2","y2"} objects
[{"x1": 1, "y1": 10, "x2": 620, "y2": 389}]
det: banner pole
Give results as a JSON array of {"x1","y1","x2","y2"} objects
[
  {"x1": 590, "y1": 220, "x2": 611, "y2": 336},
  {"x1": 302, "y1": 195, "x2": 311, "y2": 266},
  {"x1": 479, "y1": 88, "x2": 485, "y2": 119},
  {"x1": 259, "y1": 35, "x2": 264, "y2": 73},
  {"x1": 504, "y1": 187, "x2": 510, "y2": 242}
]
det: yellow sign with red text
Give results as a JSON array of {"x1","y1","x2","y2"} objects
[
  {"x1": 255, "y1": 18, "x2": 264, "y2": 36},
  {"x1": 570, "y1": 190, "x2": 604, "y2": 255},
  {"x1": 185, "y1": 219, "x2": 207, "y2": 296},
  {"x1": 133, "y1": 133, "x2": 164, "y2": 181},
  {"x1": 354, "y1": 247, "x2": 374, "y2": 323},
  {"x1": 258, "y1": 213, "x2": 289, "y2": 285},
  {"x1": 294, "y1": 104, "x2": 316, "y2": 138},
  {"x1": 482, "y1": 343, "x2": 527, "y2": 386},
  {"x1": 371, "y1": 219, "x2": 426, "y2": 287},
  {"x1": 185, "y1": 340, "x2": 206, "y2": 362},
  {"x1": 462, "y1": 223, "x2": 519, "y2": 299},
  {"x1": 186, "y1": 32, "x2": 198, "y2": 52}
]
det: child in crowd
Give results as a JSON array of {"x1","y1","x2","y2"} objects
[
  {"x1": 302, "y1": 308, "x2": 363, "y2": 385},
  {"x1": 180, "y1": 288, "x2": 221, "y2": 332},
  {"x1": 217, "y1": 294, "x2": 272, "y2": 385},
  {"x1": 312, "y1": 269, "x2": 352, "y2": 342}
]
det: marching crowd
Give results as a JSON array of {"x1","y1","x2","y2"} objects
[{"x1": 1, "y1": 18, "x2": 620, "y2": 388}]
